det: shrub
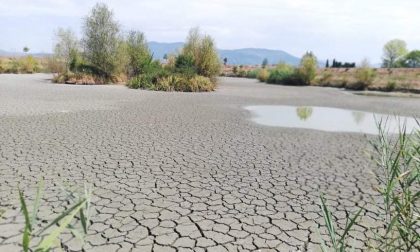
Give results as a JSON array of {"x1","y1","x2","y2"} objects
[
  {"x1": 82, "y1": 3, "x2": 120, "y2": 78},
  {"x1": 266, "y1": 63, "x2": 296, "y2": 84},
  {"x1": 155, "y1": 75, "x2": 183, "y2": 91},
  {"x1": 129, "y1": 72, "x2": 215, "y2": 92},
  {"x1": 297, "y1": 52, "x2": 317, "y2": 85},
  {"x1": 174, "y1": 54, "x2": 197, "y2": 77},
  {"x1": 19, "y1": 56, "x2": 38, "y2": 73},
  {"x1": 186, "y1": 75, "x2": 215, "y2": 92},
  {"x1": 127, "y1": 65, "x2": 169, "y2": 89},
  {"x1": 257, "y1": 68, "x2": 269, "y2": 82},
  {"x1": 351, "y1": 59, "x2": 376, "y2": 90}
]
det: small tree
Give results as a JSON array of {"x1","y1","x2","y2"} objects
[
  {"x1": 54, "y1": 28, "x2": 79, "y2": 72},
  {"x1": 23, "y1": 47, "x2": 29, "y2": 53},
  {"x1": 325, "y1": 59, "x2": 329, "y2": 68},
  {"x1": 181, "y1": 27, "x2": 221, "y2": 78},
  {"x1": 382, "y1": 39, "x2": 407, "y2": 68},
  {"x1": 223, "y1": 57, "x2": 227, "y2": 66},
  {"x1": 262, "y1": 58, "x2": 268, "y2": 68},
  {"x1": 125, "y1": 30, "x2": 151, "y2": 76},
  {"x1": 298, "y1": 52, "x2": 318, "y2": 85},
  {"x1": 82, "y1": 3, "x2": 120, "y2": 77}
]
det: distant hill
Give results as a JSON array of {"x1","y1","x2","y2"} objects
[
  {"x1": 1, "y1": 42, "x2": 302, "y2": 65},
  {"x1": 218, "y1": 48, "x2": 300, "y2": 66},
  {"x1": 148, "y1": 42, "x2": 301, "y2": 66}
]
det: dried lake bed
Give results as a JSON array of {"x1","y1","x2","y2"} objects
[{"x1": 0, "y1": 74, "x2": 419, "y2": 251}]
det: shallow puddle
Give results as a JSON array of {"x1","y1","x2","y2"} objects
[{"x1": 246, "y1": 105, "x2": 419, "y2": 134}]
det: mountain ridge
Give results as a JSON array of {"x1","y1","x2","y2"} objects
[
  {"x1": 148, "y1": 41, "x2": 301, "y2": 66},
  {"x1": 0, "y1": 42, "x2": 302, "y2": 66}
]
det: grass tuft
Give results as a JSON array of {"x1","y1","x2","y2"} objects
[
  {"x1": 18, "y1": 181, "x2": 92, "y2": 251},
  {"x1": 318, "y1": 119, "x2": 420, "y2": 251}
]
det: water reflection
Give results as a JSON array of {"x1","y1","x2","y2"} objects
[
  {"x1": 296, "y1": 107, "x2": 313, "y2": 121},
  {"x1": 246, "y1": 105, "x2": 418, "y2": 134},
  {"x1": 352, "y1": 111, "x2": 366, "y2": 125}
]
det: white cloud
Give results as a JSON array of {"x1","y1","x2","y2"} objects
[{"x1": 0, "y1": 0, "x2": 419, "y2": 62}]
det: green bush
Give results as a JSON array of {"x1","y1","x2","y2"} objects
[
  {"x1": 127, "y1": 66, "x2": 169, "y2": 89},
  {"x1": 266, "y1": 63, "x2": 297, "y2": 84},
  {"x1": 174, "y1": 54, "x2": 197, "y2": 77},
  {"x1": 128, "y1": 71, "x2": 215, "y2": 92}
]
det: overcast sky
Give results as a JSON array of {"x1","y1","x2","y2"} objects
[{"x1": 0, "y1": 0, "x2": 419, "y2": 63}]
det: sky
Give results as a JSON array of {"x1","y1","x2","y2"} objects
[{"x1": 0, "y1": 0, "x2": 419, "y2": 63}]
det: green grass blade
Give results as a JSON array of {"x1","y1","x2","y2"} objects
[
  {"x1": 320, "y1": 194, "x2": 337, "y2": 248},
  {"x1": 35, "y1": 199, "x2": 86, "y2": 236},
  {"x1": 19, "y1": 189, "x2": 32, "y2": 252},
  {"x1": 338, "y1": 208, "x2": 363, "y2": 246},
  {"x1": 79, "y1": 208, "x2": 87, "y2": 234},
  {"x1": 31, "y1": 180, "x2": 44, "y2": 227},
  {"x1": 36, "y1": 199, "x2": 86, "y2": 251}
]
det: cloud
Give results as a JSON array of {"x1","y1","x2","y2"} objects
[{"x1": 0, "y1": 0, "x2": 419, "y2": 62}]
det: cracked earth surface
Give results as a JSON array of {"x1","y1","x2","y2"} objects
[{"x1": 0, "y1": 74, "x2": 419, "y2": 251}]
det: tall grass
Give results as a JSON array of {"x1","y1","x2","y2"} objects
[
  {"x1": 319, "y1": 120, "x2": 420, "y2": 251},
  {"x1": 18, "y1": 181, "x2": 92, "y2": 252}
]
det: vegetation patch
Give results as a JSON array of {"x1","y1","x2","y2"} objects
[
  {"x1": 51, "y1": 4, "x2": 221, "y2": 91},
  {"x1": 0, "y1": 56, "x2": 50, "y2": 74}
]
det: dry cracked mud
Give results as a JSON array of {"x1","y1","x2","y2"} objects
[{"x1": 0, "y1": 74, "x2": 419, "y2": 251}]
